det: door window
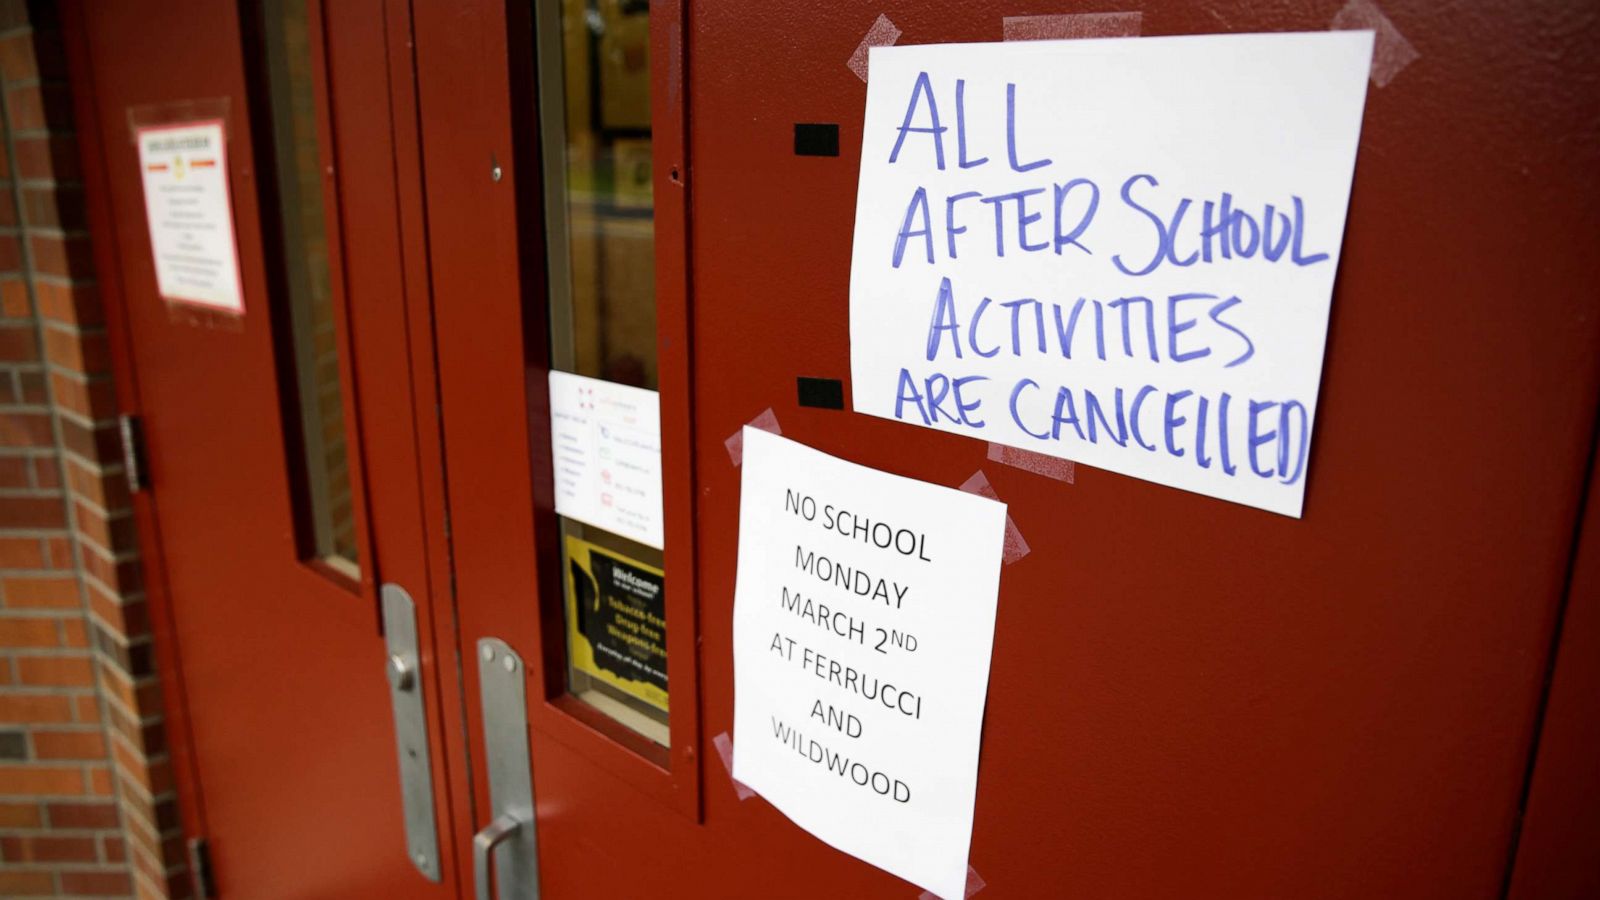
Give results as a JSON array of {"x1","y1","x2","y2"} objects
[
  {"x1": 255, "y1": 0, "x2": 361, "y2": 578},
  {"x1": 538, "y1": 0, "x2": 667, "y2": 745}
]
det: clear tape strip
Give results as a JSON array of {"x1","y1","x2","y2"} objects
[
  {"x1": 711, "y1": 731, "x2": 756, "y2": 801},
  {"x1": 1002, "y1": 11, "x2": 1142, "y2": 41},
  {"x1": 958, "y1": 470, "x2": 1030, "y2": 564},
  {"x1": 848, "y1": 13, "x2": 902, "y2": 82},
  {"x1": 725, "y1": 408, "x2": 783, "y2": 467}
]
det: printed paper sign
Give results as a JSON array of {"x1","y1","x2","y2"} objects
[
  {"x1": 548, "y1": 370, "x2": 664, "y2": 549},
  {"x1": 135, "y1": 120, "x2": 244, "y2": 313},
  {"x1": 849, "y1": 32, "x2": 1374, "y2": 517},
  {"x1": 732, "y1": 428, "x2": 1006, "y2": 900},
  {"x1": 565, "y1": 535, "x2": 668, "y2": 711}
]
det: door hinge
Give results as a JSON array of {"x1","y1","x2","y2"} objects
[
  {"x1": 118, "y1": 414, "x2": 149, "y2": 493},
  {"x1": 187, "y1": 836, "x2": 215, "y2": 899}
]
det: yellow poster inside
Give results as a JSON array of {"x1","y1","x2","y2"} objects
[{"x1": 565, "y1": 536, "x2": 668, "y2": 712}]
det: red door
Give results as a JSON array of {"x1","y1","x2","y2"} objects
[
  {"x1": 68, "y1": 1, "x2": 1599, "y2": 898},
  {"x1": 413, "y1": 1, "x2": 1600, "y2": 899},
  {"x1": 65, "y1": 1, "x2": 467, "y2": 897}
]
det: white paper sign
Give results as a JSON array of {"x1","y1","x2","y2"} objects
[
  {"x1": 135, "y1": 120, "x2": 245, "y2": 313},
  {"x1": 548, "y1": 370, "x2": 664, "y2": 548},
  {"x1": 849, "y1": 32, "x2": 1374, "y2": 517},
  {"x1": 732, "y1": 428, "x2": 1006, "y2": 900}
]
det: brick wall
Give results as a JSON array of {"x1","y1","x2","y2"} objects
[{"x1": 0, "y1": 2, "x2": 180, "y2": 898}]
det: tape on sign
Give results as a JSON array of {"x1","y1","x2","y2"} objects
[
  {"x1": 725, "y1": 408, "x2": 783, "y2": 467},
  {"x1": 1002, "y1": 11, "x2": 1142, "y2": 41},
  {"x1": 712, "y1": 731, "x2": 756, "y2": 801},
  {"x1": 916, "y1": 864, "x2": 987, "y2": 900},
  {"x1": 987, "y1": 443, "x2": 1076, "y2": 484},
  {"x1": 848, "y1": 13, "x2": 902, "y2": 82},
  {"x1": 958, "y1": 470, "x2": 1030, "y2": 565},
  {"x1": 1330, "y1": 0, "x2": 1418, "y2": 87}
]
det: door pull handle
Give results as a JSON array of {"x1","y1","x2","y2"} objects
[
  {"x1": 475, "y1": 638, "x2": 539, "y2": 898},
  {"x1": 473, "y1": 813, "x2": 524, "y2": 900}
]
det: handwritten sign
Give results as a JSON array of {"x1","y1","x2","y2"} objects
[
  {"x1": 732, "y1": 428, "x2": 1005, "y2": 900},
  {"x1": 849, "y1": 32, "x2": 1374, "y2": 517},
  {"x1": 135, "y1": 120, "x2": 244, "y2": 313}
]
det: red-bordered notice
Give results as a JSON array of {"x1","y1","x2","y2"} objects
[{"x1": 134, "y1": 119, "x2": 245, "y2": 314}]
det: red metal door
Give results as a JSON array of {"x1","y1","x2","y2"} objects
[
  {"x1": 414, "y1": 1, "x2": 1599, "y2": 898},
  {"x1": 65, "y1": 1, "x2": 467, "y2": 897}
]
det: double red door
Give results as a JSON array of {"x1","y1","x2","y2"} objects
[{"x1": 67, "y1": 1, "x2": 1600, "y2": 899}]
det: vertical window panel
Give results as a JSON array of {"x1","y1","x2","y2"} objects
[
  {"x1": 539, "y1": 0, "x2": 666, "y2": 746},
  {"x1": 257, "y1": 0, "x2": 359, "y2": 576}
]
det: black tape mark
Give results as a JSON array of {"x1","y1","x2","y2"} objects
[
  {"x1": 797, "y1": 377, "x2": 845, "y2": 409},
  {"x1": 794, "y1": 123, "x2": 840, "y2": 157}
]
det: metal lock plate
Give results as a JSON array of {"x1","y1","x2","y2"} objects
[{"x1": 381, "y1": 584, "x2": 441, "y2": 882}]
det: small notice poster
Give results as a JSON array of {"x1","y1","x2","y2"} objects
[
  {"x1": 731, "y1": 428, "x2": 1006, "y2": 900},
  {"x1": 135, "y1": 120, "x2": 245, "y2": 313},
  {"x1": 849, "y1": 33, "x2": 1374, "y2": 517},
  {"x1": 548, "y1": 370, "x2": 664, "y2": 549},
  {"x1": 565, "y1": 535, "x2": 667, "y2": 711}
]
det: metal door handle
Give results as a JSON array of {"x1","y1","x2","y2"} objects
[
  {"x1": 475, "y1": 638, "x2": 539, "y2": 898},
  {"x1": 473, "y1": 813, "x2": 524, "y2": 900}
]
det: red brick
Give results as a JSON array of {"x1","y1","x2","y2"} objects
[
  {"x1": 0, "y1": 800, "x2": 43, "y2": 827},
  {"x1": 5, "y1": 575, "x2": 78, "y2": 609},
  {"x1": 0, "y1": 615, "x2": 59, "y2": 648},
  {"x1": 0, "y1": 833, "x2": 99, "y2": 862},
  {"x1": 75, "y1": 694, "x2": 101, "y2": 723},
  {"x1": 12, "y1": 134, "x2": 79, "y2": 182},
  {"x1": 0, "y1": 870, "x2": 55, "y2": 896},
  {"x1": 35, "y1": 729, "x2": 107, "y2": 761},
  {"x1": 0, "y1": 453, "x2": 29, "y2": 486},
  {"x1": 0, "y1": 234, "x2": 22, "y2": 273},
  {"x1": 82, "y1": 548, "x2": 139, "y2": 595},
  {"x1": 28, "y1": 233, "x2": 94, "y2": 279},
  {"x1": 0, "y1": 763, "x2": 83, "y2": 795},
  {"x1": 0, "y1": 322, "x2": 37, "y2": 360},
  {"x1": 24, "y1": 184, "x2": 87, "y2": 230},
  {"x1": 0, "y1": 693, "x2": 74, "y2": 723},
  {"x1": 15, "y1": 369, "x2": 45, "y2": 403},
  {"x1": 66, "y1": 456, "x2": 130, "y2": 509},
  {"x1": 45, "y1": 323, "x2": 111, "y2": 375},
  {"x1": 0, "y1": 277, "x2": 27, "y2": 318},
  {"x1": 0, "y1": 32, "x2": 37, "y2": 82},
  {"x1": 60, "y1": 416, "x2": 119, "y2": 465},
  {"x1": 49, "y1": 800, "x2": 118, "y2": 829},
  {"x1": 0, "y1": 410, "x2": 51, "y2": 446},
  {"x1": 104, "y1": 833, "x2": 125, "y2": 862},
  {"x1": 59, "y1": 870, "x2": 133, "y2": 895},
  {"x1": 0, "y1": 535, "x2": 45, "y2": 568},
  {"x1": 37, "y1": 279, "x2": 101, "y2": 328},
  {"x1": 6, "y1": 82, "x2": 73, "y2": 132},
  {"x1": 0, "y1": 494, "x2": 66, "y2": 528},
  {"x1": 77, "y1": 502, "x2": 138, "y2": 554},
  {"x1": 18, "y1": 655, "x2": 94, "y2": 687},
  {"x1": 43, "y1": 534, "x2": 72, "y2": 568},
  {"x1": 29, "y1": 454, "x2": 58, "y2": 489},
  {"x1": 0, "y1": 1, "x2": 32, "y2": 31},
  {"x1": 60, "y1": 616, "x2": 88, "y2": 647},
  {"x1": 86, "y1": 763, "x2": 112, "y2": 795}
]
